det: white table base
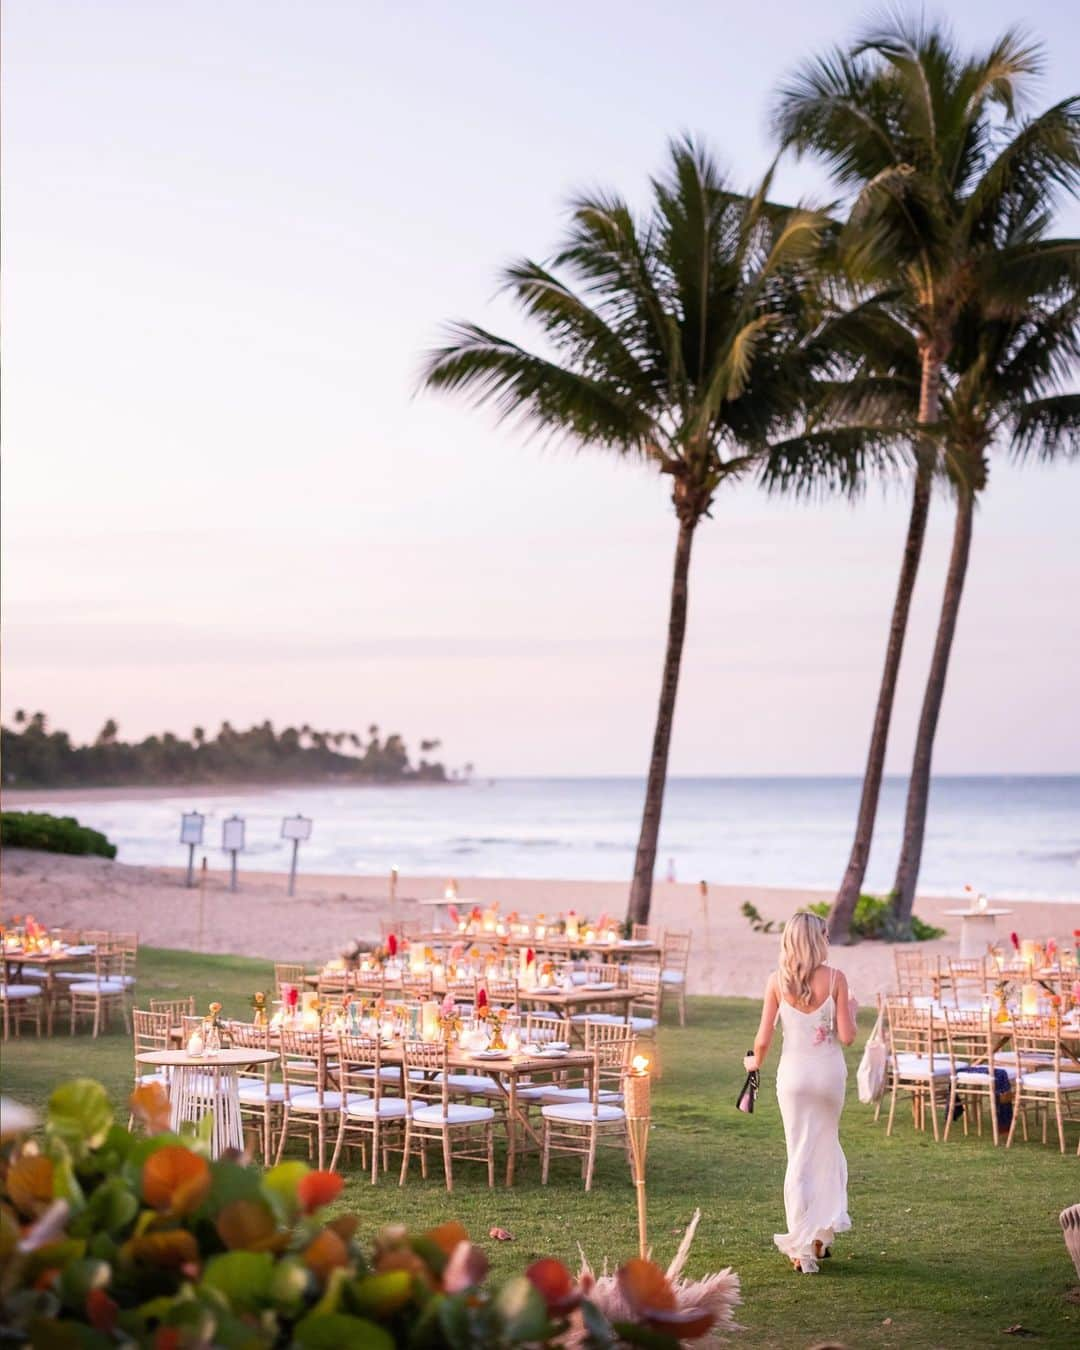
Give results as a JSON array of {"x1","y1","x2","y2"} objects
[
  {"x1": 953, "y1": 912, "x2": 1004, "y2": 958},
  {"x1": 169, "y1": 1063, "x2": 245, "y2": 1158}
]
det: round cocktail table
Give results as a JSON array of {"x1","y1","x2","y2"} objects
[
  {"x1": 136, "y1": 1047, "x2": 278, "y2": 1158},
  {"x1": 943, "y1": 907, "x2": 1013, "y2": 958}
]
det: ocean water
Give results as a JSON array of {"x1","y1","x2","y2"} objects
[{"x1": 17, "y1": 776, "x2": 1080, "y2": 903}]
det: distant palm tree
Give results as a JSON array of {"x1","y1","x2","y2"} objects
[
  {"x1": 773, "y1": 14, "x2": 1080, "y2": 939},
  {"x1": 421, "y1": 136, "x2": 888, "y2": 924},
  {"x1": 891, "y1": 291, "x2": 1080, "y2": 923}
]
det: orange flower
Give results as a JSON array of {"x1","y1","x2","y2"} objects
[
  {"x1": 425, "y1": 1220, "x2": 469, "y2": 1257},
  {"x1": 296, "y1": 1170, "x2": 343, "y2": 1214},
  {"x1": 142, "y1": 1146, "x2": 211, "y2": 1216},
  {"x1": 527, "y1": 1258, "x2": 581, "y2": 1315}
]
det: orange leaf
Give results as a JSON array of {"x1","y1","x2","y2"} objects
[
  {"x1": 642, "y1": 1306, "x2": 718, "y2": 1340},
  {"x1": 6, "y1": 1155, "x2": 54, "y2": 1218},
  {"x1": 304, "y1": 1227, "x2": 349, "y2": 1282},
  {"x1": 86, "y1": 1288, "x2": 119, "y2": 1333},
  {"x1": 326, "y1": 1214, "x2": 358, "y2": 1244},
  {"x1": 425, "y1": 1220, "x2": 469, "y2": 1256},
  {"x1": 376, "y1": 1246, "x2": 436, "y2": 1287},
  {"x1": 526, "y1": 1258, "x2": 580, "y2": 1314},
  {"x1": 489, "y1": 1226, "x2": 514, "y2": 1242},
  {"x1": 296, "y1": 1170, "x2": 343, "y2": 1214},
  {"x1": 129, "y1": 1082, "x2": 172, "y2": 1135},
  {"x1": 154, "y1": 1330, "x2": 182, "y2": 1350},
  {"x1": 617, "y1": 1258, "x2": 676, "y2": 1313},
  {"x1": 142, "y1": 1146, "x2": 211, "y2": 1216},
  {"x1": 126, "y1": 1229, "x2": 200, "y2": 1269},
  {"x1": 216, "y1": 1199, "x2": 280, "y2": 1252}
]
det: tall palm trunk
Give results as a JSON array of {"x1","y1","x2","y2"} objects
[
  {"x1": 891, "y1": 485, "x2": 975, "y2": 925},
  {"x1": 828, "y1": 348, "x2": 942, "y2": 943},
  {"x1": 627, "y1": 514, "x2": 697, "y2": 926}
]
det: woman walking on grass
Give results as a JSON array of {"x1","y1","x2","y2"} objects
[{"x1": 745, "y1": 911, "x2": 858, "y2": 1272}]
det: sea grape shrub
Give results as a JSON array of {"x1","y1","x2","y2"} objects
[
  {"x1": 0, "y1": 1079, "x2": 721, "y2": 1348},
  {"x1": 805, "y1": 895, "x2": 944, "y2": 942},
  {"x1": 0, "y1": 811, "x2": 117, "y2": 859}
]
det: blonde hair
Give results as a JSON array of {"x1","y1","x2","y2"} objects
[{"x1": 777, "y1": 911, "x2": 829, "y2": 1007}]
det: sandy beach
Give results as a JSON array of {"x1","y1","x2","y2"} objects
[{"x1": 3, "y1": 848, "x2": 1076, "y2": 998}]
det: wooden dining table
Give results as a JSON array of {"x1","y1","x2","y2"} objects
[
  {"x1": 2, "y1": 945, "x2": 96, "y2": 1033},
  {"x1": 245, "y1": 1026, "x2": 593, "y2": 1185}
]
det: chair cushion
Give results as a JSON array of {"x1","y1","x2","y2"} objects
[
  {"x1": 237, "y1": 1081, "x2": 287, "y2": 1103},
  {"x1": 1020, "y1": 1070, "x2": 1080, "y2": 1090},
  {"x1": 540, "y1": 1102, "x2": 626, "y2": 1123},
  {"x1": 894, "y1": 1054, "x2": 952, "y2": 1079},
  {"x1": 1, "y1": 984, "x2": 43, "y2": 1000},
  {"x1": 137, "y1": 1072, "x2": 168, "y2": 1086},
  {"x1": 358, "y1": 1066, "x2": 402, "y2": 1082},
  {"x1": 68, "y1": 980, "x2": 126, "y2": 995},
  {"x1": 411, "y1": 1103, "x2": 495, "y2": 1125},
  {"x1": 345, "y1": 1096, "x2": 409, "y2": 1119},
  {"x1": 661, "y1": 969, "x2": 685, "y2": 984},
  {"x1": 955, "y1": 1065, "x2": 1018, "y2": 1085},
  {"x1": 288, "y1": 1090, "x2": 345, "y2": 1111},
  {"x1": 570, "y1": 1013, "x2": 621, "y2": 1024},
  {"x1": 16, "y1": 968, "x2": 48, "y2": 980},
  {"x1": 536, "y1": 1086, "x2": 623, "y2": 1104},
  {"x1": 627, "y1": 1017, "x2": 657, "y2": 1032},
  {"x1": 435, "y1": 1073, "x2": 504, "y2": 1096}
]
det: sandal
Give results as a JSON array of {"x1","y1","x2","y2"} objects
[{"x1": 813, "y1": 1240, "x2": 832, "y2": 1261}]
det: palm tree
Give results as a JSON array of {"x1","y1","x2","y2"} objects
[
  {"x1": 773, "y1": 14, "x2": 1079, "y2": 940},
  {"x1": 421, "y1": 137, "x2": 844, "y2": 924},
  {"x1": 891, "y1": 289, "x2": 1080, "y2": 922}
]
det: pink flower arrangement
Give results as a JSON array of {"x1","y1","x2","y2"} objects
[
  {"x1": 441, "y1": 992, "x2": 456, "y2": 1017},
  {"x1": 447, "y1": 904, "x2": 460, "y2": 925}
]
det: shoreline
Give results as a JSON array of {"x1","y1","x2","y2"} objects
[
  {"x1": 4, "y1": 849, "x2": 1077, "y2": 998},
  {"x1": 1, "y1": 780, "x2": 460, "y2": 807}
]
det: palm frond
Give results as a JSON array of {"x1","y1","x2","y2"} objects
[{"x1": 1010, "y1": 394, "x2": 1080, "y2": 461}]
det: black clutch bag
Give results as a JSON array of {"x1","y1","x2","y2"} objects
[{"x1": 736, "y1": 1052, "x2": 759, "y2": 1113}]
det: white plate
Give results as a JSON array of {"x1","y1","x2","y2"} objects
[
  {"x1": 470, "y1": 1049, "x2": 510, "y2": 1059},
  {"x1": 583, "y1": 982, "x2": 616, "y2": 991},
  {"x1": 532, "y1": 1047, "x2": 568, "y2": 1058}
]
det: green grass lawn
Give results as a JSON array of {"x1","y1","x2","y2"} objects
[{"x1": 3, "y1": 946, "x2": 1077, "y2": 1348}]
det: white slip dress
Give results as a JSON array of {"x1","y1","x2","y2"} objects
[{"x1": 772, "y1": 968, "x2": 851, "y2": 1273}]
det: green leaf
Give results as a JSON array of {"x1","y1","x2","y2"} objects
[
  {"x1": 579, "y1": 1296, "x2": 618, "y2": 1345},
  {"x1": 494, "y1": 1277, "x2": 550, "y2": 1342},
  {"x1": 26, "y1": 1318, "x2": 113, "y2": 1350},
  {"x1": 201, "y1": 1251, "x2": 274, "y2": 1311},
  {"x1": 57, "y1": 1257, "x2": 112, "y2": 1311},
  {"x1": 260, "y1": 1161, "x2": 309, "y2": 1222},
  {"x1": 46, "y1": 1081, "x2": 113, "y2": 1158},
  {"x1": 206, "y1": 1157, "x2": 264, "y2": 1213},
  {"x1": 611, "y1": 1320, "x2": 683, "y2": 1349},
  {"x1": 270, "y1": 1255, "x2": 312, "y2": 1314},
  {"x1": 70, "y1": 1177, "x2": 137, "y2": 1237},
  {"x1": 347, "y1": 1270, "x2": 412, "y2": 1318},
  {"x1": 293, "y1": 1312, "x2": 394, "y2": 1350}
]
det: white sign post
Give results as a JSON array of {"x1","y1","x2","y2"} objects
[
  {"x1": 180, "y1": 812, "x2": 205, "y2": 888},
  {"x1": 222, "y1": 815, "x2": 246, "y2": 893},
  {"x1": 281, "y1": 815, "x2": 313, "y2": 896}
]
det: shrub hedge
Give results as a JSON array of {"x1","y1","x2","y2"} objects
[{"x1": 0, "y1": 810, "x2": 117, "y2": 859}]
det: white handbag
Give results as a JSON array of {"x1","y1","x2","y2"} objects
[{"x1": 857, "y1": 1004, "x2": 887, "y2": 1104}]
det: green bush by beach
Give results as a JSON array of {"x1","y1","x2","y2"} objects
[
  {"x1": 0, "y1": 810, "x2": 117, "y2": 859},
  {"x1": 805, "y1": 895, "x2": 945, "y2": 942}
]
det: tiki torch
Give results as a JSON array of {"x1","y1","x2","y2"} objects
[{"x1": 625, "y1": 1054, "x2": 652, "y2": 1258}]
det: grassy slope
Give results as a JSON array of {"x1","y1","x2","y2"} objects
[{"x1": 2, "y1": 946, "x2": 1077, "y2": 1348}]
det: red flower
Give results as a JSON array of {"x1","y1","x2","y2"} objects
[
  {"x1": 297, "y1": 1170, "x2": 344, "y2": 1214},
  {"x1": 86, "y1": 1289, "x2": 118, "y2": 1333},
  {"x1": 525, "y1": 948, "x2": 535, "y2": 965},
  {"x1": 387, "y1": 933, "x2": 398, "y2": 957},
  {"x1": 447, "y1": 905, "x2": 460, "y2": 924},
  {"x1": 286, "y1": 985, "x2": 299, "y2": 1008},
  {"x1": 476, "y1": 986, "x2": 488, "y2": 1011},
  {"x1": 1010, "y1": 932, "x2": 1020, "y2": 951}
]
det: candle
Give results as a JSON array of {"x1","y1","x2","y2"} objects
[
  {"x1": 1020, "y1": 982, "x2": 1040, "y2": 1017},
  {"x1": 421, "y1": 1000, "x2": 440, "y2": 1042},
  {"x1": 565, "y1": 912, "x2": 580, "y2": 943},
  {"x1": 186, "y1": 1030, "x2": 205, "y2": 1057},
  {"x1": 1020, "y1": 939, "x2": 1038, "y2": 966}
]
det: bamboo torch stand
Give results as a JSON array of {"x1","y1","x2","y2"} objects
[{"x1": 625, "y1": 1057, "x2": 652, "y2": 1258}]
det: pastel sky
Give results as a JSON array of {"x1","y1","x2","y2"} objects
[{"x1": 3, "y1": 1, "x2": 1078, "y2": 776}]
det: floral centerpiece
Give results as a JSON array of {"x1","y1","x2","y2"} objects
[
  {"x1": 439, "y1": 991, "x2": 461, "y2": 1043},
  {"x1": 249, "y1": 990, "x2": 268, "y2": 1026}
]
